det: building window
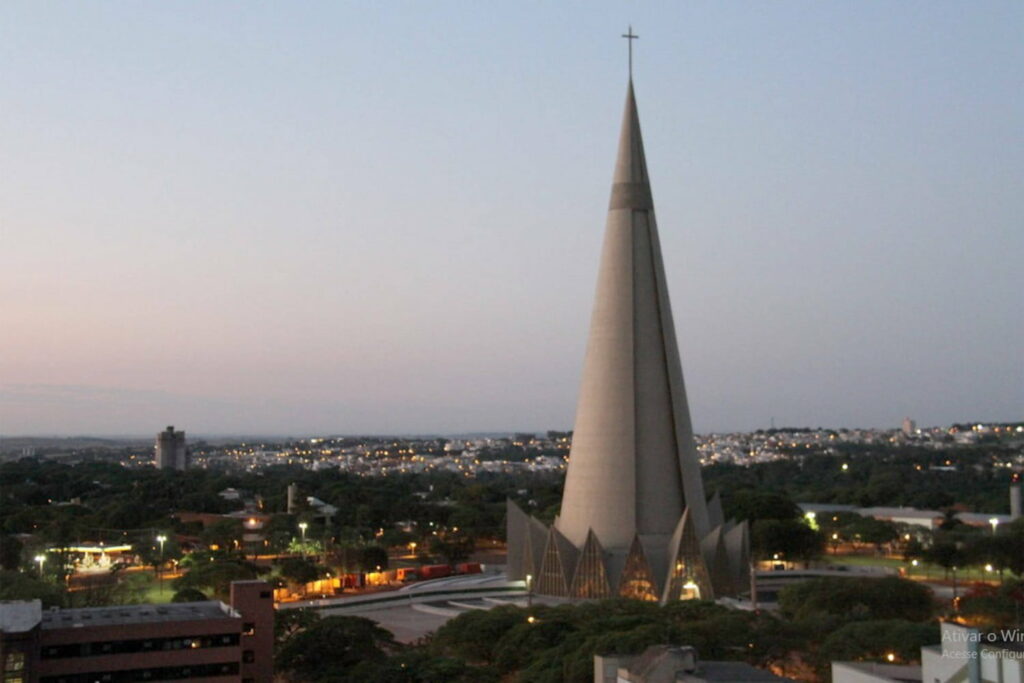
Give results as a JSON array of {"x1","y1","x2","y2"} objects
[
  {"x1": 243, "y1": 650, "x2": 255, "y2": 663},
  {"x1": 3, "y1": 652, "x2": 25, "y2": 683},
  {"x1": 242, "y1": 622, "x2": 255, "y2": 636},
  {"x1": 41, "y1": 632, "x2": 241, "y2": 660},
  {"x1": 3, "y1": 653, "x2": 24, "y2": 672},
  {"x1": 40, "y1": 661, "x2": 240, "y2": 683},
  {"x1": 259, "y1": 590, "x2": 272, "y2": 598}
]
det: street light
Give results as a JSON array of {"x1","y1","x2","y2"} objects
[
  {"x1": 525, "y1": 573, "x2": 533, "y2": 609},
  {"x1": 298, "y1": 522, "x2": 308, "y2": 557},
  {"x1": 35, "y1": 554, "x2": 46, "y2": 577},
  {"x1": 156, "y1": 535, "x2": 167, "y2": 595},
  {"x1": 989, "y1": 518, "x2": 999, "y2": 535}
]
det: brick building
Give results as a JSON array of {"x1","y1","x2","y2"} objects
[{"x1": 0, "y1": 581, "x2": 273, "y2": 683}]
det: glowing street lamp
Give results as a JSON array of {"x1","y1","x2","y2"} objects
[
  {"x1": 35, "y1": 554, "x2": 46, "y2": 577},
  {"x1": 156, "y1": 534, "x2": 167, "y2": 594},
  {"x1": 298, "y1": 522, "x2": 308, "y2": 556},
  {"x1": 525, "y1": 573, "x2": 533, "y2": 609},
  {"x1": 989, "y1": 518, "x2": 999, "y2": 535}
]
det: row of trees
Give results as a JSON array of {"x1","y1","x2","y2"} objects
[{"x1": 273, "y1": 575, "x2": 960, "y2": 682}]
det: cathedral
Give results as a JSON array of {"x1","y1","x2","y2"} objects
[{"x1": 507, "y1": 76, "x2": 749, "y2": 603}]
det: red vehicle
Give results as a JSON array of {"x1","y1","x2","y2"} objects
[
  {"x1": 455, "y1": 562, "x2": 482, "y2": 575},
  {"x1": 416, "y1": 564, "x2": 454, "y2": 580},
  {"x1": 396, "y1": 568, "x2": 419, "y2": 582}
]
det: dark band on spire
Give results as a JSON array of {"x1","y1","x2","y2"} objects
[{"x1": 609, "y1": 181, "x2": 653, "y2": 210}]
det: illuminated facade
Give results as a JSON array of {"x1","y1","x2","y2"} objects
[{"x1": 507, "y1": 79, "x2": 748, "y2": 603}]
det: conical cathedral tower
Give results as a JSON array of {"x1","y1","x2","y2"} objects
[{"x1": 508, "y1": 77, "x2": 747, "y2": 603}]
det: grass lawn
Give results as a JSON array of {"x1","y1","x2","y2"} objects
[
  {"x1": 821, "y1": 553, "x2": 996, "y2": 582},
  {"x1": 135, "y1": 574, "x2": 175, "y2": 604}
]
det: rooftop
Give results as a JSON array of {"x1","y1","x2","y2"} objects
[
  {"x1": 832, "y1": 661, "x2": 922, "y2": 683},
  {"x1": 690, "y1": 661, "x2": 797, "y2": 681},
  {"x1": 0, "y1": 600, "x2": 42, "y2": 633},
  {"x1": 40, "y1": 601, "x2": 236, "y2": 630}
]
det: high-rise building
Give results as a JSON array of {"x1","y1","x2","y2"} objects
[
  {"x1": 901, "y1": 417, "x2": 917, "y2": 436},
  {"x1": 507, "y1": 75, "x2": 747, "y2": 603},
  {"x1": 155, "y1": 426, "x2": 188, "y2": 471}
]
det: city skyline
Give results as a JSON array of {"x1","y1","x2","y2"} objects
[{"x1": 2, "y1": 2, "x2": 1021, "y2": 435}]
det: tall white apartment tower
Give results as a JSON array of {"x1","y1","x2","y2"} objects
[{"x1": 155, "y1": 425, "x2": 188, "y2": 471}]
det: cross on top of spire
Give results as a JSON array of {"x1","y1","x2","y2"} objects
[{"x1": 621, "y1": 25, "x2": 639, "y2": 80}]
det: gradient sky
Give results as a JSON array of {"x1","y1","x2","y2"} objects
[{"x1": 1, "y1": 2, "x2": 1021, "y2": 436}]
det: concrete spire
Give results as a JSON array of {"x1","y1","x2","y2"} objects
[{"x1": 556, "y1": 82, "x2": 711, "y2": 555}]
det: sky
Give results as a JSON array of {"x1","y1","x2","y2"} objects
[{"x1": 1, "y1": 2, "x2": 1021, "y2": 436}]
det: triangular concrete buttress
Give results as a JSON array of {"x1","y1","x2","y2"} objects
[
  {"x1": 570, "y1": 529, "x2": 613, "y2": 599},
  {"x1": 535, "y1": 525, "x2": 579, "y2": 598},
  {"x1": 506, "y1": 499, "x2": 530, "y2": 581},
  {"x1": 707, "y1": 491, "x2": 724, "y2": 530},
  {"x1": 618, "y1": 534, "x2": 660, "y2": 601},
  {"x1": 662, "y1": 508, "x2": 715, "y2": 604},
  {"x1": 724, "y1": 520, "x2": 751, "y2": 596}
]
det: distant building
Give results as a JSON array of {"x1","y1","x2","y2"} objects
[
  {"x1": 286, "y1": 483, "x2": 299, "y2": 514},
  {"x1": 155, "y1": 426, "x2": 188, "y2": 471},
  {"x1": 798, "y1": 503, "x2": 1012, "y2": 532},
  {"x1": 1011, "y1": 474, "x2": 1021, "y2": 521},
  {"x1": 596, "y1": 645, "x2": 795, "y2": 682},
  {"x1": 901, "y1": 417, "x2": 916, "y2": 436},
  {"x1": 0, "y1": 580, "x2": 273, "y2": 683}
]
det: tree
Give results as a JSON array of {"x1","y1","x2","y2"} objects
[
  {"x1": 0, "y1": 535, "x2": 22, "y2": 570},
  {"x1": 818, "y1": 620, "x2": 939, "y2": 666},
  {"x1": 751, "y1": 519, "x2": 824, "y2": 566},
  {"x1": 430, "y1": 606, "x2": 525, "y2": 664},
  {"x1": 0, "y1": 570, "x2": 65, "y2": 607},
  {"x1": 998, "y1": 519, "x2": 1024, "y2": 577},
  {"x1": 348, "y1": 650, "x2": 489, "y2": 683},
  {"x1": 134, "y1": 536, "x2": 182, "y2": 574},
  {"x1": 263, "y1": 513, "x2": 299, "y2": 553},
  {"x1": 173, "y1": 557, "x2": 261, "y2": 600},
  {"x1": 957, "y1": 580, "x2": 1024, "y2": 628},
  {"x1": 903, "y1": 538, "x2": 925, "y2": 563},
  {"x1": 279, "y1": 557, "x2": 326, "y2": 589},
  {"x1": 843, "y1": 517, "x2": 899, "y2": 552},
  {"x1": 778, "y1": 576, "x2": 933, "y2": 622},
  {"x1": 726, "y1": 491, "x2": 800, "y2": 522},
  {"x1": 923, "y1": 540, "x2": 967, "y2": 580},
  {"x1": 428, "y1": 534, "x2": 475, "y2": 565},
  {"x1": 275, "y1": 607, "x2": 320, "y2": 650},
  {"x1": 359, "y1": 545, "x2": 389, "y2": 572},
  {"x1": 275, "y1": 616, "x2": 398, "y2": 682},
  {"x1": 171, "y1": 588, "x2": 208, "y2": 603},
  {"x1": 199, "y1": 518, "x2": 244, "y2": 552}
]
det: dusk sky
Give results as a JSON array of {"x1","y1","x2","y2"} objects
[{"x1": 2, "y1": 2, "x2": 1021, "y2": 436}]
